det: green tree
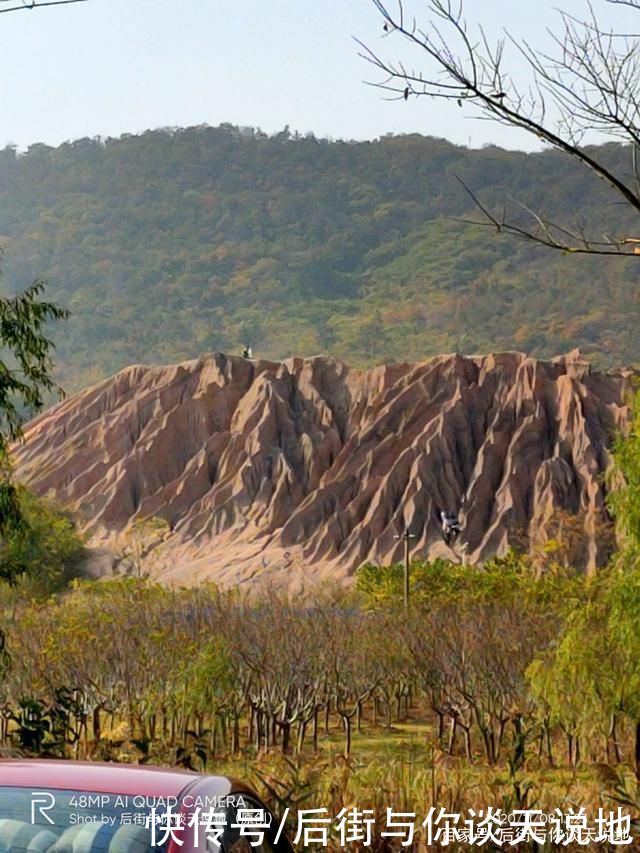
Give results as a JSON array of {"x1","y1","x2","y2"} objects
[
  {"x1": 529, "y1": 392, "x2": 640, "y2": 777},
  {"x1": 0, "y1": 487, "x2": 85, "y2": 597},
  {"x1": 608, "y1": 390, "x2": 640, "y2": 558},
  {"x1": 0, "y1": 278, "x2": 68, "y2": 585},
  {"x1": 528, "y1": 567, "x2": 640, "y2": 777},
  {"x1": 527, "y1": 584, "x2": 621, "y2": 770}
]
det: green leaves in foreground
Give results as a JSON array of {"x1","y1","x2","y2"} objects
[
  {"x1": 607, "y1": 389, "x2": 640, "y2": 558},
  {"x1": 0, "y1": 276, "x2": 69, "y2": 585},
  {"x1": 356, "y1": 551, "x2": 583, "y2": 615},
  {"x1": 0, "y1": 280, "x2": 68, "y2": 457},
  {"x1": 0, "y1": 486, "x2": 85, "y2": 595}
]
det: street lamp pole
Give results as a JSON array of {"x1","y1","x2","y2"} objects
[{"x1": 395, "y1": 527, "x2": 416, "y2": 612}]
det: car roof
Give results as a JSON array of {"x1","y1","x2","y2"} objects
[{"x1": 0, "y1": 760, "x2": 231, "y2": 799}]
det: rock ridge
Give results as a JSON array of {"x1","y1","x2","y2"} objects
[{"x1": 12, "y1": 350, "x2": 633, "y2": 589}]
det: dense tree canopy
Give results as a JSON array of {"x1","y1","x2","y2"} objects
[
  {"x1": 0, "y1": 125, "x2": 638, "y2": 392},
  {"x1": 0, "y1": 486, "x2": 84, "y2": 596}
]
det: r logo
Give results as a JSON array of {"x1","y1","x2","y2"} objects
[{"x1": 31, "y1": 792, "x2": 55, "y2": 825}]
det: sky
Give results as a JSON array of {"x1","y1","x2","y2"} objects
[{"x1": 0, "y1": 0, "x2": 637, "y2": 152}]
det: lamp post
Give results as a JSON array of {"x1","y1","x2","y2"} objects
[{"x1": 394, "y1": 527, "x2": 416, "y2": 612}]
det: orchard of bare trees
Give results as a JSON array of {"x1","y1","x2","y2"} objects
[{"x1": 0, "y1": 561, "x2": 636, "y2": 782}]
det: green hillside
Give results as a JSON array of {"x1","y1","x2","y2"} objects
[{"x1": 0, "y1": 125, "x2": 638, "y2": 392}]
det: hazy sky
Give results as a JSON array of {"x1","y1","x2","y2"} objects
[{"x1": 0, "y1": 0, "x2": 636, "y2": 152}]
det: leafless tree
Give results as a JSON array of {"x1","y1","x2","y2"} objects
[{"x1": 361, "y1": 0, "x2": 640, "y2": 256}]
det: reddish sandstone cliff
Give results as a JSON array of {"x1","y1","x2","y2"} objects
[{"x1": 12, "y1": 350, "x2": 633, "y2": 590}]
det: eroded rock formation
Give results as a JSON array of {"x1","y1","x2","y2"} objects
[{"x1": 12, "y1": 350, "x2": 634, "y2": 590}]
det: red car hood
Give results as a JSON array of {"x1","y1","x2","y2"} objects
[{"x1": 0, "y1": 759, "x2": 231, "y2": 799}]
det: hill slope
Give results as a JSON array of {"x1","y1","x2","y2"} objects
[
  {"x1": 12, "y1": 351, "x2": 632, "y2": 589},
  {"x1": 0, "y1": 127, "x2": 638, "y2": 392}
]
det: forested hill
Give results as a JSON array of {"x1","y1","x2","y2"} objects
[{"x1": 0, "y1": 125, "x2": 638, "y2": 392}]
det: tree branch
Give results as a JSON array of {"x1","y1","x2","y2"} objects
[
  {"x1": 0, "y1": 0, "x2": 88, "y2": 13},
  {"x1": 363, "y1": 0, "x2": 640, "y2": 256}
]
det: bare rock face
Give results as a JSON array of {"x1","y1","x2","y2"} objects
[{"x1": 12, "y1": 351, "x2": 633, "y2": 590}]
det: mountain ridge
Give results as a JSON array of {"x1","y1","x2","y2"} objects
[
  {"x1": 0, "y1": 125, "x2": 639, "y2": 393},
  {"x1": 12, "y1": 349, "x2": 632, "y2": 589}
]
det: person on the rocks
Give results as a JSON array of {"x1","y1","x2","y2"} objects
[
  {"x1": 242, "y1": 344, "x2": 253, "y2": 359},
  {"x1": 440, "y1": 510, "x2": 461, "y2": 547}
]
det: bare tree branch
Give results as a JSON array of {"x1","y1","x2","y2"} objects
[
  {"x1": 363, "y1": 0, "x2": 640, "y2": 256},
  {"x1": 608, "y1": 0, "x2": 640, "y2": 9},
  {"x1": 0, "y1": 0, "x2": 87, "y2": 13},
  {"x1": 452, "y1": 175, "x2": 639, "y2": 254}
]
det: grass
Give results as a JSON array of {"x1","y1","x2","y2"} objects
[
  {"x1": 4, "y1": 699, "x2": 636, "y2": 850},
  {"x1": 200, "y1": 709, "x2": 638, "y2": 834}
]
